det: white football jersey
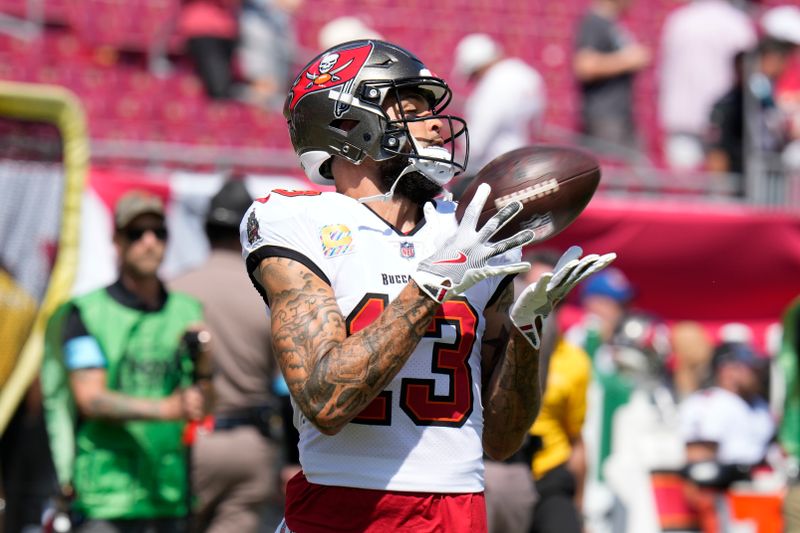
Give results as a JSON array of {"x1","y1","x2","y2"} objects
[{"x1": 241, "y1": 189, "x2": 519, "y2": 493}]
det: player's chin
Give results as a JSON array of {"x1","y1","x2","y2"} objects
[{"x1": 378, "y1": 158, "x2": 443, "y2": 204}]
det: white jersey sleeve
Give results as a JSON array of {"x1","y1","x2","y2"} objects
[{"x1": 240, "y1": 190, "x2": 334, "y2": 304}]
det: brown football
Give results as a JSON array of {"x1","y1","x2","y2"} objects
[{"x1": 454, "y1": 145, "x2": 601, "y2": 243}]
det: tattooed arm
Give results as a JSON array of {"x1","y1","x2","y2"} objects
[
  {"x1": 480, "y1": 282, "x2": 544, "y2": 460},
  {"x1": 69, "y1": 368, "x2": 203, "y2": 421},
  {"x1": 258, "y1": 256, "x2": 439, "y2": 436}
]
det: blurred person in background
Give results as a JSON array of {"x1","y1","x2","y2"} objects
[
  {"x1": 573, "y1": 0, "x2": 651, "y2": 152},
  {"x1": 483, "y1": 250, "x2": 564, "y2": 533},
  {"x1": 658, "y1": 0, "x2": 755, "y2": 171},
  {"x1": 41, "y1": 190, "x2": 211, "y2": 533},
  {"x1": 485, "y1": 249, "x2": 592, "y2": 533},
  {"x1": 706, "y1": 35, "x2": 797, "y2": 195},
  {"x1": 679, "y1": 341, "x2": 775, "y2": 533},
  {"x1": 564, "y1": 267, "x2": 635, "y2": 531},
  {"x1": 761, "y1": 5, "x2": 800, "y2": 176},
  {"x1": 705, "y1": 50, "x2": 748, "y2": 181},
  {"x1": 0, "y1": 382, "x2": 58, "y2": 533},
  {"x1": 566, "y1": 266, "x2": 634, "y2": 356},
  {"x1": 237, "y1": 0, "x2": 302, "y2": 110},
  {"x1": 525, "y1": 250, "x2": 591, "y2": 533},
  {"x1": 0, "y1": 267, "x2": 57, "y2": 533},
  {"x1": 451, "y1": 33, "x2": 546, "y2": 198},
  {"x1": 668, "y1": 321, "x2": 714, "y2": 401},
  {"x1": 177, "y1": 0, "x2": 240, "y2": 100},
  {"x1": 317, "y1": 16, "x2": 382, "y2": 52},
  {"x1": 603, "y1": 312, "x2": 681, "y2": 533},
  {"x1": 169, "y1": 178, "x2": 285, "y2": 533},
  {"x1": 778, "y1": 295, "x2": 800, "y2": 532}
]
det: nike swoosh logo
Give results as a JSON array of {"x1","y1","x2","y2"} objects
[{"x1": 433, "y1": 252, "x2": 467, "y2": 265}]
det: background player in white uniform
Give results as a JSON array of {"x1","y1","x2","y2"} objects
[{"x1": 240, "y1": 40, "x2": 615, "y2": 532}]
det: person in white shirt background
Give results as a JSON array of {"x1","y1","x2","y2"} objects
[
  {"x1": 658, "y1": 0, "x2": 756, "y2": 171},
  {"x1": 680, "y1": 341, "x2": 774, "y2": 468},
  {"x1": 679, "y1": 340, "x2": 776, "y2": 531},
  {"x1": 451, "y1": 33, "x2": 546, "y2": 196}
]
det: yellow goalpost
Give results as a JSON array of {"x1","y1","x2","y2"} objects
[{"x1": 0, "y1": 81, "x2": 88, "y2": 434}]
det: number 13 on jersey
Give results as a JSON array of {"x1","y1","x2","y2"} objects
[{"x1": 345, "y1": 293, "x2": 479, "y2": 427}]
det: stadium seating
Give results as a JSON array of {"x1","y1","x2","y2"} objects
[{"x1": 0, "y1": 0, "x2": 798, "y2": 172}]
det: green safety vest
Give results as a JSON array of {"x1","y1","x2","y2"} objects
[{"x1": 42, "y1": 286, "x2": 202, "y2": 519}]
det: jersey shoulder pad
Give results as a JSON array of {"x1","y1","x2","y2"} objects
[
  {"x1": 247, "y1": 189, "x2": 338, "y2": 224},
  {"x1": 240, "y1": 190, "x2": 344, "y2": 259}
]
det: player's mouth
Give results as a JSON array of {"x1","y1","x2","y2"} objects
[{"x1": 416, "y1": 136, "x2": 444, "y2": 148}]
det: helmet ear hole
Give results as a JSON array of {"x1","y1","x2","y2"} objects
[
  {"x1": 319, "y1": 158, "x2": 334, "y2": 180},
  {"x1": 330, "y1": 119, "x2": 359, "y2": 133}
]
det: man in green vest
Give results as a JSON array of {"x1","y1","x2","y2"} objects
[{"x1": 42, "y1": 190, "x2": 210, "y2": 533}]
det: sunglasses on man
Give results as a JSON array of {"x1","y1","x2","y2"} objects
[{"x1": 123, "y1": 226, "x2": 168, "y2": 242}]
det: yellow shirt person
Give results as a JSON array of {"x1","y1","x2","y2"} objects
[
  {"x1": 531, "y1": 339, "x2": 591, "y2": 478},
  {"x1": 528, "y1": 338, "x2": 591, "y2": 533}
]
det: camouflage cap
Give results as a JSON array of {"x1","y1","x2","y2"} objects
[{"x1": 114, "y1": 190, "x2": 165, "y2": 229}]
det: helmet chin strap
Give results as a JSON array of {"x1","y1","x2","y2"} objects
[
  {"x1": 356, "y1": 173, "x2": 402, "y2": 204},
  {"x1": 357, "y1": 137, "x2": 456, "y2": 204}
]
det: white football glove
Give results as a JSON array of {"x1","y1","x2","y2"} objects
[
  {"x1": 412, "y1": 183, "x2": 535, "y2": 302},
  {"x1": 510, "y1": 245, "x2": 617, "y2": 348}
]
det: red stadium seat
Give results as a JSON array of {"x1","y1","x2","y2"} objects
[{"x1": 67, "y1": 0, "x2": 180, "y2": 53}]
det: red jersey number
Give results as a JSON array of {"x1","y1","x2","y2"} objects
[{"x1": 345, "y1": 294, "x2": 478, "y2": 427}]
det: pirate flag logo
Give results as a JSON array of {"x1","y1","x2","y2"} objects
[{"x1": 287, "y1": 42, "x2": 374, "y2": 112}]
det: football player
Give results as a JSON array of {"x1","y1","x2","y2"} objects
[{"x1": 241, "y1": 40, "x2": 615, "y2": 532}]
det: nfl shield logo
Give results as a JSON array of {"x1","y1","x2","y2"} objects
[{"x1": 400, "y1": 242, "x2": 415, "y2": 259}]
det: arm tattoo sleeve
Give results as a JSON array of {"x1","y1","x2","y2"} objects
[
  {"x1": 481, "y1": 283, "x2": 543, "y2": 460},
  {"x1": 261, "y1": 257, "x2": 439, "y2": 434}
]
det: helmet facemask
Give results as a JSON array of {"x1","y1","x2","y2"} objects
[{"x1": 355, "y1": 77, "x2": 469, "y2": 203}]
